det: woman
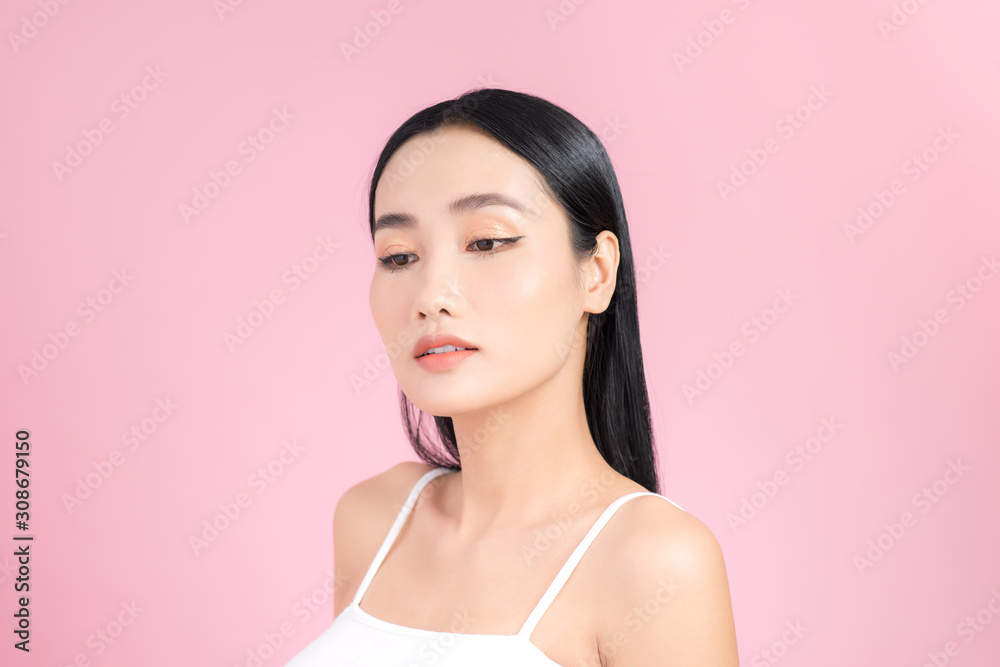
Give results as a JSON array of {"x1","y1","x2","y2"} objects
[{"x1": 287, "y1": 88, "x2": 739, "y2": 666}]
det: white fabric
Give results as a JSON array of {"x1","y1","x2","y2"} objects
[{"x1": 286, "y1": 466, "x2": 683, "y2": 666}]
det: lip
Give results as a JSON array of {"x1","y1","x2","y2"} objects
[
  {"x1": 415, "y1": 348, "x2": 477, "y2": 372},
  {"x1": 412, "y1": 333, "x2": 479, "y2": 359}
]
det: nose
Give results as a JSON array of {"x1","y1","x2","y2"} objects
[{"x1": 413, "y1": 261, "x2": 466, "y2": 321}]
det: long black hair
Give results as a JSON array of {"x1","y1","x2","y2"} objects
[{"x1": 366, "y1": 88, "x2": 659, "y2": 494}]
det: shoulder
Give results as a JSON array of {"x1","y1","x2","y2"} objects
[
  {"x1": 596, "y1": 495, "x2": 739, "y2": 666},
  {"x1": 335, "y1": 461, "x2": 436, "y2": 521},
  {"x1": 332, "y1": 461, "x2": 439, "y2": 614}
]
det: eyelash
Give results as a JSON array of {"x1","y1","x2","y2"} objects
[{"x1": 377, "y1": 236, "x2": 523, "y2": 273}]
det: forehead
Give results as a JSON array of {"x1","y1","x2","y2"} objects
[{"x1": 375, "y1": 125, "x2": 548, "y2": 212}]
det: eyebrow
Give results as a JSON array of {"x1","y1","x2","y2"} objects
[{"x1": 373, "y1": 192, "x2": 528, "y2": 234}]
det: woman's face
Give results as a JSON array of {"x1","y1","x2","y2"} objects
[{"x1": 369, "y1": 124, "x2": 594, "y2": 417}]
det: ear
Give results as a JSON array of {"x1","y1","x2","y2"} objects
[{"x1": 582, "y1": 230, "x2": 620, "y2": 315}]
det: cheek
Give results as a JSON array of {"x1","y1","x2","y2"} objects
[
  {"x1": 486, "y1": 255, "x2": 581, "y2": 366},
  {"x1": 369, "y1": 277, "x2": 407, "y2": 338}
]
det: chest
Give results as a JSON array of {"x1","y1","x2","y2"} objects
[{"x1": 356, "y1": 516, "x2": 615, "y2": 666}]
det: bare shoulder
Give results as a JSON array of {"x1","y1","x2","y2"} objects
[
  {"x1": 596, "y1": 495, "x2": 739, "y2": 666},
  {"x1": 332, "y1": 461, "x2": 438, "y2": 616}
]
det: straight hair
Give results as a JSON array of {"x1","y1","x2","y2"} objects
[{"x1": 367, "y1": 88, "x2": 660, "y2": 494}]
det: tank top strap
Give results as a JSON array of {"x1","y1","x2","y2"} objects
[
  {"x1": 517, "y1": 490, "x2": 681, "y2": 639},
  {"x1": 351, "y1": 466, "x2": 454, "y2": 605}
]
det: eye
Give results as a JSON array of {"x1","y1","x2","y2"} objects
[
  {"x1": 471, "y1": 237, "x2": 521, "y2": 254},
  {"x1": 377, "y1": 252, "x2": 414, "y2": 273},
  {"x1": 376, "y1": 236, "x2": 523, "y2": 273}
]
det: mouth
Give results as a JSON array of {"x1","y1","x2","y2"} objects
[
  {"x1": 417, "y1": 344, "x2": 478, "y2": 358},
  {"x1": 412, "y1": 334, "x2": 479, "y2": 359}
]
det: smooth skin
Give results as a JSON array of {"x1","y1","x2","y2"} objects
[{"x1": 334, "y1": 124, "x2": 739, "y2": 666}]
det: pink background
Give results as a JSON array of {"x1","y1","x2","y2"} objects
[{"x1": 2, "y1": 0, "x2": 999, "y2": 665}]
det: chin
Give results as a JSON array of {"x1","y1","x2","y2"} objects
[
  {"x1": 406, "y1": 395, "x2": 479, "y2": 419},
  {"x1": 401, "y1": 377, "x2": 505, "y2": 420}
]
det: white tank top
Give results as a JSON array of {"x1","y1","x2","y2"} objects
[{"x1": 285, "y1": 466, "x2": 684, "y2": 666}]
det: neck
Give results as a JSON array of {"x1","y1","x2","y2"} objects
[{"x1": 441, "y1": 372, "x2": 615, "y2": 544}]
